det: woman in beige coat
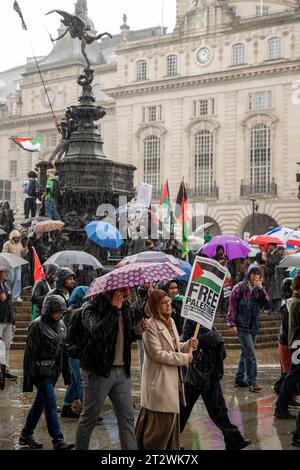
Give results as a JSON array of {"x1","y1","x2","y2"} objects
[{"x1": 135, "y1": 289, "x2": 198, "y2": 450}]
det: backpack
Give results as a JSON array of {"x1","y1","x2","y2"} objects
[
  {"x1": 65, "y1": 307, "x2": 85, "y2": 359},
  {"x1": 27, "y1": 179, "x2": 37, "y2": 198}
]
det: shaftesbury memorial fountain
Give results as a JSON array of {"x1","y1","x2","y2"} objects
[{"x1": 40, "y1": 0, "x2": 136, "y2": 249}]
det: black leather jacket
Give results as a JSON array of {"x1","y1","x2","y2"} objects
[
  {"x1": 80, "y1": 296, "x2": 137, "y2": 378},
  {"x1": 23, "y1": 298, "x2": 69, "y2": 392}
]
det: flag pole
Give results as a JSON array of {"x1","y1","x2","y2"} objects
[{"x1": 13, "y1": 1, "x2": 59, "y2": 127}]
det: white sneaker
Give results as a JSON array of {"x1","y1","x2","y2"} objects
[{"x1": 16, "y1": 298, "x2": 23, "y2": 302}]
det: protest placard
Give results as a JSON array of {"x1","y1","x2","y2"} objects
[
  {"x1": 181, "y1": 256, "x2": 227, "y2": 330},
  {"x1": 136, "y1": 183, "x2": 153, "y2": 208}
]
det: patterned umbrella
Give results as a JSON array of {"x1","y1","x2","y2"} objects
[
  {"x1": 116, "y1": 251, "x2": 180, "y2": 267},
  {"x1": 86, "y1": 262, "x2": 186, "y2": 297},
  {"x1": 34, "y1": 220, "x2": 65, "y2": 233},
  {"x1": 200, "y1": 235, "x2": 251, "y2": 260}
]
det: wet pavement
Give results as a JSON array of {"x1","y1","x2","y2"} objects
[{"x1": 0, "y1": 350, "x2": 299, "y2": 451}]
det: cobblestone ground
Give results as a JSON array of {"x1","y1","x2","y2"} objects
[{"x1": 0, "y1": 349, "x2": 299, "y2": 451}]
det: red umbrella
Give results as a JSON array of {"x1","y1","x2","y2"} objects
[
  {"x1": 85, "y1": 262, "x2": 185, "y2": 297},
  {"x1": 248, "y1": 235, "x2": 283, "y2": 246}
]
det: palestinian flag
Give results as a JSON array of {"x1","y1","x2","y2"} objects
[
  {"x1": 160, "y1": 180, "x2": 171, "y2": 210},
  {"x1": 11, "y1": 136, "x2": 42, "y2": 152},
  {"x1": 192, "y1": 259, "x2": 226, "y2": 294},
  {"x1": 175, "y1": 179, "x2": 189, "y2": 258}
]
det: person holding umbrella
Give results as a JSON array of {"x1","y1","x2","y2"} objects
[{"x1": 75, "y1": 287, "x2": 148, "y2": 450}]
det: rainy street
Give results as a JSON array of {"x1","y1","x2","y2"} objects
[{"x1": 0, "y1": 348, "x2": 299, "y2": 451}]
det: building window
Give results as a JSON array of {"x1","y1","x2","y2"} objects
[
  {"x1": 144, "y1": 136, "x2": 161, "y2": 191},
  {"x1": 194, "y1": 130, "x2": 214, "y2": 195},
  {"x1": 232, "y1": 43, "x2": 245, "y2": 65},
  {"x1": 142, "y1": 105, "x2": 163, "y2": 123},
  {"x1": 249, "y1": 91, "x2": 272, "y2": 111},
  {"x1": 9, "y1": 160, "x2": 17, "y2": 178},
  {"x1": 136, "y1": 60, "x2": 147, "y2": 81},
  {"x1": 0, "y1": 179, "x2": 11, "y2": 202},
  {"x1": 167, "y1": 55, "x2": 178, "y2": 76},
  {"x1": 192, "y1": 98, "x2": 215, "y2": 117},
  {"x1": 268, "y1": 37, "x2": 281, "y2": 60},
  {"x1": 256, "y1": 5, "x2": 269, "y2": 15},
  {"x1": 93, "y1": 84, "x2": 102, "y2": 101},
  {"x1": 250, "y1": 124, "x2": 271, "y2": 193},
  {"x1": 10, "y1": 191, "x2": 17, "y2": 209}
]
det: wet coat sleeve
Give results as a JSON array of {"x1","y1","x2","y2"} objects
[
  {"x1": 227, "y1": 284, "x2": 240, "y2": 327},
  {"x1": 23, "y1": 321, "x2": 41, "y2": 392},
  {"x1": 143, "y1": 321, "x2": 189, "y2": 367}
]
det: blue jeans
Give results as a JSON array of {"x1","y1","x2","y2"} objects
[
  {"x1": 63, "y1": 358, "x2": 83, "y2": 406},
  {"x1": 235, "y1": 331, "x2": 257, "y2": 386},
  {"x1": 22, "y1": 380, "x2": 64, "y2": 444},
  {"x1": 8, "y1": 266, "x2": 22, "y2": 300},
  {"x1": 45, "y1": 201, "x2": 61, "y2": 221},
  {"x1": 276, "y1": 362, "x2": 300, "y2": 412}
]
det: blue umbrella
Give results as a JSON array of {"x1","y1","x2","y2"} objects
[
  {"x1": 174, "y1": 259, "x2": 192, "y2": 282},
  {"x1": 85, "y1": 221, "x2": 124, "y2": 249}
]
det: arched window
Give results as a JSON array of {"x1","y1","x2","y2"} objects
[
  {"x1": 268, "y1": 37, "x2": 281, "y2": 60},
  {"x1": 232, "y1": 43, "x2": 245, "y2": 65},
  {"x1": 143, "y1": 136, "x2": 160, "y2": 191},
  {"x1": 194, "y1": 130, "x2": 214, "y2": 196},
  {"x1": 136, "y1": 60, "x2": 147, "y2": 81},
  {"x1": 167, "y1": 55, "x2": 178, "y2": 76},
  {"x1": 250, "y1": 124, "x2": 271, "y2": 193}
]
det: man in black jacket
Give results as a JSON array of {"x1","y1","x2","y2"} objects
[
  {"x1": 19, "y1": 295, "x2": 74, "y2": 450},
  {"x1": 31, "y1": 263, "x2": 59, "y2": 317},
  {"x1": 0, "y1": 266, "x2": 17, "y2": 380},
  {"x1": 180, "y1": 319, "x2": 251, "y2": 450},
  {"x1": 47, "y1": 267, "x2": 76, "y2": 305},
  {"x1": 75, "y1": 288, "x2": 148, "y2": 450}
]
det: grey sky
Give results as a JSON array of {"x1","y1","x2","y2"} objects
[{"x1": 0, "y1": 0, "x2": 176, "y2": 72}]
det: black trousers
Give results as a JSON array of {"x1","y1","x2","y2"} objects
[
  {"x1": 276, "y1": 362, "x2": 300, "y2": 412},
  {"x1": 180, "y1": 380, "x2": 236, "y2": 435},
  {"x1": 24, "y1": 198, "x2": 36, "y2": 219}
]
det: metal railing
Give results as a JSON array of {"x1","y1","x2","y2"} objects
[
  {"x1": 240, "y1": 179, "x2": 277, "y2": 197},
  {"x1": 188, "y1": 185, "x2": 219, "y2": 199}
]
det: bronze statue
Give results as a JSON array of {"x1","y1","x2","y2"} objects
[{"x1": 46, "y1": 0, "x2": 112, "y2": 67}]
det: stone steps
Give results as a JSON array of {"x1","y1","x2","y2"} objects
[{"x1": 11, "y1": 289, "x2": 33, "y2": 351}]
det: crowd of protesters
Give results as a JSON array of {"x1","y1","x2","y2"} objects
[{"x1": 1, "y1": 192, "x2": 300, "y2": 450}]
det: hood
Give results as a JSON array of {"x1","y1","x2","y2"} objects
[
  {"x1": 69, "y1": 286, "x2": 88, "y2": 308},
  {"x1": 9, "y1": 230, "x2": 21, "y2": 241},
  {"x1": 41, "y1": 294, "x2": 67, "y2": 316},
  {"x1": 56, "y1": 267, "x2": 75, "y2": 291},
  {"x1": 1, "y1": 201, "x2": 10, "y2": 210},
  {"x1": 45, "y1": 263, "x2": 59, "y2": 279},
  {"x1": 281, "y1": 277, "x2": 293, "y2": 300},
  {"x1": 246, "y1": 262, "x2": 262, "y2": 280}
]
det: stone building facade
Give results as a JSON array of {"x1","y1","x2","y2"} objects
[{"x1": 1, "y1": 0, "x2": 300, "y2": 236}]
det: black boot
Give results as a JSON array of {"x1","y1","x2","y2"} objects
[
  {"x1": 61, "y1": 405, "x2": 80, "y2": 419},
  {"x1": 224, "y1": 429, "x2": 251, "y2": 450}
]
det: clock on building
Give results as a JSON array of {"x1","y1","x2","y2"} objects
[{"x1": 196, "y1": 47, "x2": 212, "y2": 65}]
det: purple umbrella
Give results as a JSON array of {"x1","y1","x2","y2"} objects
[
  {"x1": 200, "y1": 235, "x2": 250, "y2": 260},
  {"x1": 86, "y1": 262, "x2": 185, "y2": 297}
]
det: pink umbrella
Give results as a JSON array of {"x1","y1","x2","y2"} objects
[{"x1": 86, "y1": 262, "x2": 185, "y2": 298}]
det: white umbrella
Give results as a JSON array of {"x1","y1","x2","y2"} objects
[
  {"x1": 194, "y1": 222, "x2": 214, "y2": 237},
  {"x1": 0, "y1": 253, "x2": 29, "y2": 268},
  {"x1": 279, "y1": 254, "x2": 300, "y2": 268},
  {"x1": 44, "y1": 251, "x2": 103, "y2": 269}
]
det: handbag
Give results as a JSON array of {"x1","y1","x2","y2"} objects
[{"x1": 37, "y1": 359, "x2": 55, "y2": 378}]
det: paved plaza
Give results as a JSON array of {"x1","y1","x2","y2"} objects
[{"x1": 0, "y1": 350, "x2": 299, "y2": 451}]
